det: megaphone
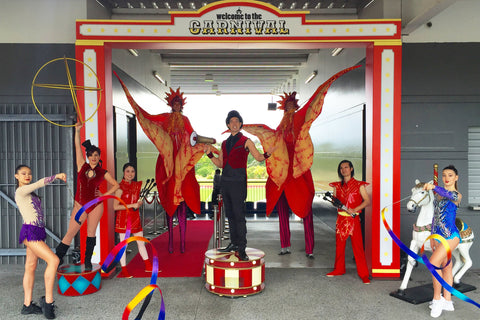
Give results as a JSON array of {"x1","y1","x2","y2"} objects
[{"x1": 190, "y1": 131, "x2": 216, "y2": 146}]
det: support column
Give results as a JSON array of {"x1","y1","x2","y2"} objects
[
  {"x1": 76, "y1": 43, "x2": 115, "y2": 274},
  {"x1": 365, "y1": 41, "x2": 402, "y2": 278}
]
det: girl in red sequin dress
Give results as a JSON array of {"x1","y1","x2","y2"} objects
[{"x1": 114, "y1": 163, "x2": 154, "y2": 278}]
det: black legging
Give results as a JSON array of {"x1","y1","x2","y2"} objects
[{"x1": 221, "y1": 178, "x2": 247, "y2": 250}]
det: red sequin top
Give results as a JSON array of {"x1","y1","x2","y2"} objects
[
  {"x1": 119, "y1": 180, "x2": 142, "y2": 207},
  {"x1": 75, "y1": 163, "x2": 107, "y2": 205}
]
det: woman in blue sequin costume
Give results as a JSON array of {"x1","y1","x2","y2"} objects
[{"x1": 423, "y1": 165, "x2": 461, "y2": 318}]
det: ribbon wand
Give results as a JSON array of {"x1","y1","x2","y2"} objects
[{"x1": 323, "y1": 191, "x2": 356, "y2": 217}]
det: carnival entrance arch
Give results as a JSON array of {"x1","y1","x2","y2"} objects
[{"x1": 75, "y1": 0, "x2": 401, "y2": 278}]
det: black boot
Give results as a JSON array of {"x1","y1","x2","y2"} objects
[
  {"x1": 218, "y1": 243, "x2": 238, "y2": 253},
  {"x1": 238, "y1": 249, "x2": 249, "y2": 261},
  {"x1": 84, "y1": 237, "x2": 96, "y2": 271},
  {"x1": 55, "y1": 242, "x2": 69, "y2": 266}
]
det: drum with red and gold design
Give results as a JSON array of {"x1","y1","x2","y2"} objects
[{"x1": 204, "y1": 248, "x2": 265, "y2": 297}]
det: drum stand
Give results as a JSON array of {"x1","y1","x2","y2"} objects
[{"x1": 212, "y1": 194, "x2": 223, "y2": 249}]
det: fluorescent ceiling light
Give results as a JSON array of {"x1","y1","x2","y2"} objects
[
  {"x1": 128, "y1": 49, "x2": 139, "y2": 57},
  {"x1": 331, "y1": 48, "x2": 344, "y2": 56},
  {"x1": 364, "y1": 0, "x2": 375, "y2": 9},
  {"x1": 305, "y1": 70, "x2": 317, "y2": 84},
  {"x1": 153, "y1": 71, "x2": 166, "y2": 85}
]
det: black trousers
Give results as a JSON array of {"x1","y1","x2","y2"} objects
[{"x1": 221, "y1": 178, "x2": 247, "y2": 250}]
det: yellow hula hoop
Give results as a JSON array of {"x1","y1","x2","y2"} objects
[{"x1": 31, "y1": 57, "x2": 102, "y2": 128}]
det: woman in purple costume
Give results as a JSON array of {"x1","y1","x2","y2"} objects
[{"x1": 15, "y1": 165, "x2": 66, "y2": 319}]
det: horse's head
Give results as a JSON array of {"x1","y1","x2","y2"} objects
[{"x1": 407, "y1": 179, "x2": 434, "y2": 213}]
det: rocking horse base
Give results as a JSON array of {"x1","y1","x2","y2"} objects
[{"x1": 390, "y1": 282, "x2": 477, "y2": 304}]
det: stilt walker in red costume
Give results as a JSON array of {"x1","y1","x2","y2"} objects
[
  {"x1": 327, "y1": 160, "x2": 371, "y2": 284},
  {"x1": 243, "y1": 66, "x2": 360, "y2": 259},
  {"x1": 114, "y1": 73, "x2": 204, "y2": 254}
]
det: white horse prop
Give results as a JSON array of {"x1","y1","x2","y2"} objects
[{"x1": 398, "y1": 179, "x2": 475, "y2": 292}]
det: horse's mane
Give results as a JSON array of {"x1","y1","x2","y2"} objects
[{"x1": 414, "y1": 182, "x2": 426, "y2": 188}]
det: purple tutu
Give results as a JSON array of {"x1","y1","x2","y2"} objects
[{"x1": 19, "y1": 224, "x2": 46, "y2": 243}]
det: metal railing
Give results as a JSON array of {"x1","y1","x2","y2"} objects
[{"x1": 199, "y1": 179, "x2": 267, "y2": 203}]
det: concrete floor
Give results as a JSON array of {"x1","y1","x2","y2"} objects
[{"x1": 1, "y1": 199, "x2": 480, "y2": 319}]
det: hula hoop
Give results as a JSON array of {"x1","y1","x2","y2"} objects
[{"x1": 31, "y1": 57, "x2": 102, "y2": 127}]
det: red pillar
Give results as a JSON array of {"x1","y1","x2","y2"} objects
[
  {"x1": 365, "y1": 42, "x2": 402, "y2": 278},
  {"x1": 76, "y1": 44, "x2": 115, "y2": 275}
]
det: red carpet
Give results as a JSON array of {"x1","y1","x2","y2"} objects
[{"x1": 118, "y1": 220, "x2": 213, "y2": 278}]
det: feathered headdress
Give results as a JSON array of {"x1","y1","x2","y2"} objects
[
  {"x1": 277, "y1": 91, "x2": 299, "y2": 111},
  {"x1": 165, "y1": 87, "x2": 186, "y2": 111}
]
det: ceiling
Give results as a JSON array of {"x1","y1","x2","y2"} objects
[
  {"x1": 97, "y1": 0, "x2": 367, "y2": 11},
  {"x1": 101, "y1": 1, "x2": 366, "y2": 94},
  {"x1": 150, "y1": 48, "x2": 316, "y2": 94}
]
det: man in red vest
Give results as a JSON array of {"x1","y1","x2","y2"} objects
[{"x1": 205, "y1": 110, "x2": 270, "y2": 261}]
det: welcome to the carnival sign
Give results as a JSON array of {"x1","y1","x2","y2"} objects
[
  {"x1": 77, "y1": 1, "x2": 399, "y2": 40},
  {"x1": 188, "y1": 7, "x2": 290, "y2": 35}
]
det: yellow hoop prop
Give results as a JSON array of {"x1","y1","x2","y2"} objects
[{"x1": 31, "y1": 57, "x2": 102, "y2": 127}]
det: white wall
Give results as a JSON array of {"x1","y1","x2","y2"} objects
[
  {"x1": 0, "y1": 0, "x2": 108, "y2": 43},
  {"x1": 403, "y1": 0, "x2": 480, "y2": 43}
]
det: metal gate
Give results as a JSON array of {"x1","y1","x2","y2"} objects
[{"x1": 0, "y1": 103, "x2": 75, "y2": 264}]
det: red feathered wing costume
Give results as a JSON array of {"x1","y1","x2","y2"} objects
[
  {"x1": 114, "y1": 73, "x2": 203, "y2": 216},
  {"x1": 243, "y1": 66, "x2": 360, "y2": 218}
]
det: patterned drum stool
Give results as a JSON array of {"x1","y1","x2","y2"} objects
[
  {"x1": 204, "y1": 248, "x2": 265, "y2": 297},
  {"x1": 57, "y1": 264, "x2": 102, "y2": 296}
]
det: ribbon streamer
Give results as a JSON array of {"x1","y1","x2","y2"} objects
[
  {"x1": 74, "y1": 194, "x2": 166, "y2": 319},
  {"x1": 380, "y1": 207, "x2": 480, "y2": 308}
]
